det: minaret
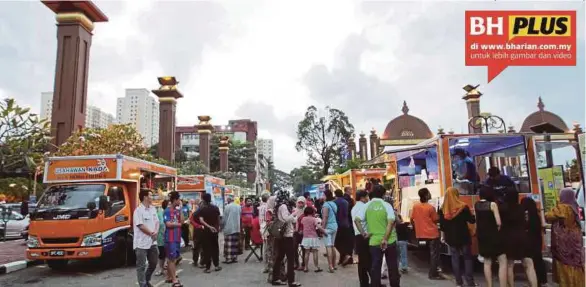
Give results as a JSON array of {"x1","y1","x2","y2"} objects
[
  {"x1": 347, "y1": 134, "x2": 357, "y2": 160},
  {"x1": 369, "y1": 128, "x2": 379, "y2": 159},
  {"x1": 358, "y1": 132, "x2": 367, "y2": 160}
]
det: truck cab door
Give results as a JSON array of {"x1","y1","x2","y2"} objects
[{"x1": 105, "y1": 185, "x2": 130, "y2": 226}]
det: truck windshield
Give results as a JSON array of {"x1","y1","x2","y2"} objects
[{"x1": 37, "y1": 184, "x2": 106, "y2": 210}]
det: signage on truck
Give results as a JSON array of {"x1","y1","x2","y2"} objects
[
  {"x1": 539, "y1": 166, "x2": 565, "y2": 212},
  {"x1": 177, "y1": 175, "x2": 205, "y2": 191},
  {"x1": 46, "y1": 158, "x2": 117, "y2": 181}
]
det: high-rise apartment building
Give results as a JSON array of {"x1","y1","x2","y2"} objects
[
  {"x1": 256, "y1": 138, "x2": 274, "y2": 161},
  {"x1": 40, "y1": 92, "x2": 114, "y2": 129},
  {"x1": 116, "y1": 89, "x2": 160, "y2": 147}
]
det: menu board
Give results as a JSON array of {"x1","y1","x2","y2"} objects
[{"x1": 538, "y1": 166, "x2": 565, "y2": 212}]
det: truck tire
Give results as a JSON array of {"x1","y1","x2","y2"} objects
[{"x1": 47, "y1": 259, "x2": 68, "y2": 270}]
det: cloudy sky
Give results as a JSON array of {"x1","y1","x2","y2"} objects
[{"x1": 0, "y1": 0, "x2": 584, "y2": 172}]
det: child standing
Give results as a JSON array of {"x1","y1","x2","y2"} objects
[
  {"x1": 396, "y1": 214, "x2": 409, "y2": 273},
  {"x1": 300, "y1": 206, "x2": 325, "y2": 273}
]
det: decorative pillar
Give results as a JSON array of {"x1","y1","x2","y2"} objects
[
  {"x1": 43, "y1": 1, "x2": 108, "y2": 148},
  {"x1": 196, "y1": 116, "x2": 213, "y2": 170},
  {"x1": 463, "y1": 84, "x2": 487, "y2": 179},
  {"x1": 219, "y1": 136, "x2": 229, "y2": 172},
  {"x1": 152, "y1": 77, "x2": 183, "y2": 163},
  {"x1": 462, "y1": 85, "x2": 483, "y2": 134},
  {"x1": 358, "y1": 132, "x2": 367, "y2": 161},
  {"x1": 347, "y1": 134, "x2": 357, "y2": 160},
  {"x1": 369, "y1": 128, "x2": 379, "y2": 159}
]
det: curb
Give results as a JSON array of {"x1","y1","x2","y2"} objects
[{"x1": 0, "y1": 260, "x2": 43, "y2": 275}]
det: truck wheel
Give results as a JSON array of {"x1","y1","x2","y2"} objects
[{"x1": 47, "y1": 259, "x2": 68, "y2": 270}]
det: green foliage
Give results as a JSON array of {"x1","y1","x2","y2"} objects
[
  {"x1": 176, "y1": 159, "x2": 209, "y2": 175},
  {"x1": 56, "y1": 124, "x2": 149, "y2": 157},
  {"x1": 0, "y1": 98, "x2": 51, "y2": 175},
  {"x1": 290, "y1": 165, "x2": 321, "y2": 196},
  {"x1": 295, "y1": 106, "x2": 354, "y2": 176},
  {"x1": 333, "y1": 158, "x2": 364, "y2": 174},
  {"x1": 0, "y1": 177, "x2": 37, "y2": 202},
  {"x1": 267, "y1": 159, "x2": 292, "y2": 192}
]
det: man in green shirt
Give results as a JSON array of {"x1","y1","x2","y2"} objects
[{"x1": 357, "y1": 185, "x2": 400, "y2": 287}]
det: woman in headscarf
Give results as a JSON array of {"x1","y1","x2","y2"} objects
[
  {"x1": 500, "y1": 188, "x2": 537, "y2": 287},
  {"x1": 271, "y1": 190, "x2": 302, "y2": 286},
  {"x1": 293, "y1": 196, "x2": 306, "y2": 270},
  {"x1": 265, "y1": 195, "x2": 286, "y2": 284},
  {"x1": 545, "y1": 188, "x2": 585, "y2": 287},
  {"x1": 439, "y1": 187, "x2": 477, "y2": 287},
  {"x1": 521, "y1": 197, "x2": 547, "y2": 286}
]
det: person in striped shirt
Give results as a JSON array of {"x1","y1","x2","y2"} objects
[{"x1": 164, "y1": 192, "x2": 183, "y2": 287}]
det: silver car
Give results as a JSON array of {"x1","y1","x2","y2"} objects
[{"x1": 0, "y1": 210, "x2": 30, "y2": 240}]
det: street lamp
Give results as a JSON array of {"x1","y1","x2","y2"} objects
[{"x1": 468, "y1": 113, "x2": 506, "y2": 133}]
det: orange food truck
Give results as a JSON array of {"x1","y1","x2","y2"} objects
[
  {"x1": 365, "y1": 133, "x2": 549, "y2": 255},
  {"x1": 26, "y1": 154, "x2": 177, "y2": 269},
  {"x1": 321, "y1": 168, "x2": 386, "y2": 198},
  {"x1": 176, "y1": 175, "x2": 226, "y2": 212}
]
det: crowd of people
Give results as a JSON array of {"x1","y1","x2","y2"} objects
[{"x1": 132, "y1": 180, "x2": 585, "y2": 287}]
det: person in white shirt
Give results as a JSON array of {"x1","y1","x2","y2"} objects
[
  {"x1": 258, "y1": 193, "x2": 270, "y2": 272},
  {"x1": 133, "y1": 189, "x2": 159, "y2": 287},
  {"x1": 352, "y1": 190, "x2": 371, "y2": 287}
]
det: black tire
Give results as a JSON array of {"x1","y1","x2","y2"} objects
[
  {"x1": 47, "y1": 259, "x2": 68, "y2": 270},
  {"x1": 102, "y1": 234, "x2": 128, "y2": 268}
]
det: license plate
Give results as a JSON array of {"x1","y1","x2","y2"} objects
[{"x1": 49, "y1": 250, "x2": 65, "y2": 256}]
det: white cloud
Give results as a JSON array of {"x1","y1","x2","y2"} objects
[{"x1": 1, "y1": 0, "x2": 583, "y2": 174}]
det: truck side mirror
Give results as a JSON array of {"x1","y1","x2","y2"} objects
[
  {"x1": 87, "y1": 201, "x2": 96, "y2": 210},
  {"x1": 98, "y1": 195, "x2": 108, "y2": 211}
]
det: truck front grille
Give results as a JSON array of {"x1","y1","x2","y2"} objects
[{"x1": 42, "y1": 237, "x2": 79, "y2": 244}]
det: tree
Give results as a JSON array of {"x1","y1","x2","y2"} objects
[
  {"x1": 266, "y1": 159, "x2": 292, "y2": 192},
  {"x1": 290, "y1": 165, "x2": 321, "y2": 196},
  {"x1": 0, "y1": 98, "x2": 51, "y2": 176},
  {"x1": 210, "y1": 135, "x2": 256, "y2": 174},
  {"x1": 55, "y1": 124, "x2": 167, "y2": 165},
  {"x1": 176, "y1": 159, "x2": 209, "y2": 175},
  {"x1": 0, "y1": 177, "x2": 37, "y2": 202},
  {"x1": 295, "y1": 106, "x2": 354, "y2": 176},
  {"x1": 333, "y1": 158, "x2": 364, "y2": 174}
]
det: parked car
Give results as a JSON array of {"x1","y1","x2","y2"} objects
[
  {"x1": 0, "y1": 210, "x2": 30, "y2": 240},
  {"x1": 2, "y1": 202, "x2": 37, "y2": 214}
]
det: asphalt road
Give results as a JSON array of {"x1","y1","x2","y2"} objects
[{"x1": 1, "y1": 246, "x2": 553, "y2": 286}]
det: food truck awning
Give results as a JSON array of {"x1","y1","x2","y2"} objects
[{"x1": 362, "y1": 137, "x2": 438, "y2": 166}]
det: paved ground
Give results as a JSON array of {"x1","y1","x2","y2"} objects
[
  {"x1": 1, "y1": 245, "x2": 554, "y2": 287},
  {"x1": 0, "y1": 239, "x2": 26, "y2": 265}
]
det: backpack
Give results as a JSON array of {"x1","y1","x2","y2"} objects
[
  {"x1": 264, "y1": 209, "x2": 286, "y2": 239},
  {"x1": 267, "y1": 218, "x2": 286, "y2": 239}
]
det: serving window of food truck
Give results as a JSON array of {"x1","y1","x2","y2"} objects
[
  {"x1": 388, "y1": 144, "x2": 442, "y2": 221},
  {"x1": 445, "y1": 134, "x2": 534, "y2": 196}
]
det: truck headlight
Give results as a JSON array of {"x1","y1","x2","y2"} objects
[
  {"x1": 81, "y1": 232, "x2": 102, "y2": 247},
  {"x1": 27, "y1": 235, "x2": 40, "y2": 248}
]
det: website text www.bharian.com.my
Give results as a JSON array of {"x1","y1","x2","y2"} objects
[{"x1": 476, "y1": 42, "x2": 572, "y2": 51}]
